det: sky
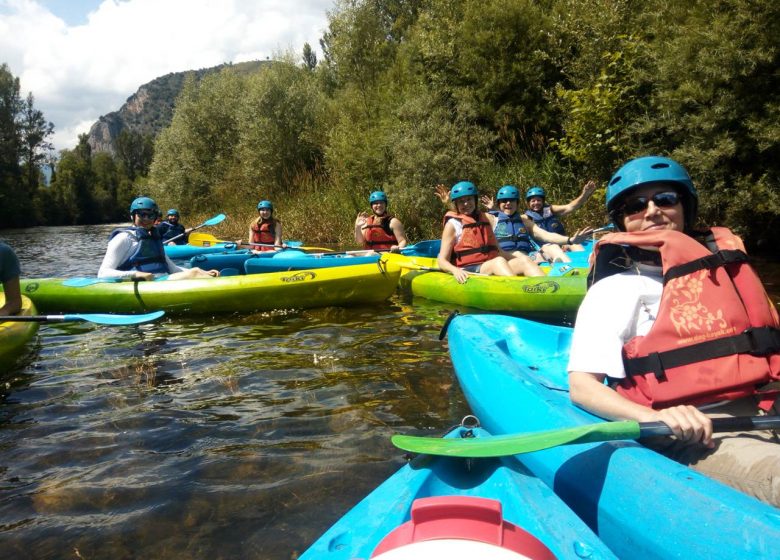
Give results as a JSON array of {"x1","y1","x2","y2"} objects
[{"x1": 0, "y1": 0, "x2": 335, "y2": 152}]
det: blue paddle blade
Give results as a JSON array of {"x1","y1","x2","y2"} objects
[
  {"x1": 61, "y1": 310, "x2": 166, "y2": 325},
  {"x1": 62, "y1": 275, "x2": 170, "y2": 287},
  {"x1": 285, "y1": 240, "x2": 303, "y2": 248},
  {"x1": 203, "y1": 214, "x2": 226, "y2": 226}
]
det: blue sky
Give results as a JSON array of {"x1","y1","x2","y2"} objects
[
  {"x1": 36, "y1": 0, "x2": 104, "y2": 25},
  {"x1": 1, "y1": 0, "x2": 334, "y2": 151}
]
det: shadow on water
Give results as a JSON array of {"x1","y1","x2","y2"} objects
[{"x1": 0, "y1": 226, "x2": 778, "y2": 558}]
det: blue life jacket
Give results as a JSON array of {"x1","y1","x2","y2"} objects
[
  {"x1": 524, "y1": 205, "x2": 566, "y2": 236},
  {"x1": 156, "y1": 221, "x2": 186, "y2": 245},
  {"x1": 109, "y1": 227, "x2": 169, "y2": 273},
  {"x1": 489, "y1": 211, "x2": 534, "y2": 253}
]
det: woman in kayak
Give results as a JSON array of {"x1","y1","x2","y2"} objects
[
  {"x1": 481, "y1": 185, "x2": 593, "y2": 263},
  {"x1": 524, "y1": 181, "x2": 597, "y2": 250},
  {"x1": 98, "y1": 197, "x2": 219, "y2": 280},
  {"x1": 567, "y1": 156, "x2": 780, "y2": 507},
  {"x1": 241, "y1": 200, "x2": 284, "y2": 252},
  {"x1": 354, "y1": 191, "x2": 408, "y2": 252},
  {"x1": 0, "y1": 242, "x2": 22, "y2": 315},
  {"x1": 437, "y1": 181, "x2": 542, "y2": 283}
]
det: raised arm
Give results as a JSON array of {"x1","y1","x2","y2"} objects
[{"x1": 550, "y1": 180, "x2": 597, "y2": 216}]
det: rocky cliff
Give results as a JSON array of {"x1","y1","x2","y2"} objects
[{"x1": 86, "y1": 60, "x2": 268, "y2": 154}]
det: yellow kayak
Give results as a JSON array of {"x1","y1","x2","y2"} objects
[{"x1": 0, "y1": 294, "x2": 38, "y2": 367}]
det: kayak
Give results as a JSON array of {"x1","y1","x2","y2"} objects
[
  {"x1": 0, "y1": 294, "x2": 38, "y2": 367},
  {"x1": 164, "y1": 242, "x2": 239, "y2": 260},
  {"x1": 18, "y1": 261, "x2": 401, "y2": 316},
  {"x1": 190, "y1": 250, "x2": 257, "y2": 272},
  {"x1": 301, "y1": 423, "x2": 616, "y2": 559},
  {"x1": 445, "y1": 313, "x2": 780, "y2": 559},
  {"x1": 244, "y1": 251, "x2": 379, "y2": 274},
  {"x1": 382, "y1": 253, "x2": 587, "y2": 317}
]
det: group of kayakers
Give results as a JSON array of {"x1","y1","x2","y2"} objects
[{"x1": 3, "y1": 154, "x2": 777, "y2": 509}]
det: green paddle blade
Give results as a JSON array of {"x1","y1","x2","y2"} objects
[
  {"x1": 391, "y1": 420, "x2": 641, "y2": 457},
  {"x1": 61, "y1": 311, "x2": 166, "y2": 325}
]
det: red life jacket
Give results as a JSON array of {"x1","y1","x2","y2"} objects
[
  {"x1": 591, "y1": 227, "x2": 780, "y2": 409},
  {"x1": 251, "y1": 219, "x2": 278, "y2": 252},
  {"x1": 363, "y1": 214, "x2": 398, "y2": 250},
  {"x1": 443, "y1": 211, "x2": 499, "y2": 267}
]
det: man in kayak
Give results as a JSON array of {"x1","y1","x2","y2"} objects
[
  {"x1": 156, "y1": 209, "x2": 188, "y2": 245},
  {"x1": 482, "y1": 185, "x2": 593, "y2": 263},
  {"x1": 567, "y1": 156, "x2": 780, "y2": 507},
  {"x1": 0, "y1": 242, "x2": 22, "y2": 315},
  {"x1": 98, "y1": 197, "x2": 219, "y2": 280},
  {"x1": 354, "y1": 191, "x2": 408, "y2": 253}
]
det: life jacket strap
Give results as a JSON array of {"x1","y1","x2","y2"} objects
[
  {"x1": 663, "y1": 249, "x2": 749, "y2": 283},
  {"x1": 453, "y1": 245, "x2": 498, "y2": 258},
  {"x1": 624, "y1": 326, "x2": 780, "y2": 380}
]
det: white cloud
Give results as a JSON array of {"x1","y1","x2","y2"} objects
[{"x1": 0, "y1": 0, "x2": 334, "y2": 151}]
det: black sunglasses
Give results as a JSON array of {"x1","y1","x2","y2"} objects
[
  {"x1": 135, "y1": 211, "x2": 157, "y2": 219},
  {"x1": 620, "y1": 191, "x2": 680, "y2": 216}
]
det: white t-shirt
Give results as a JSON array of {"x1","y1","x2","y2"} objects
[
  {"x1": 98, "y1": 231, "x2": 183, "y2": 279},
  {"x1": 567, "y1": 264, "x2": 663, "y2": 379}
]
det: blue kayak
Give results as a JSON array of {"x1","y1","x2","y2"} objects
[
  {"x1": 165, "y1": 242, "x2": 238, "y2": 260},
  {"x1": 244, "y1": 250, "x2": 380, "y2": 273},
  {"x1": 446, "y1": 314, "x2": 780, "y2": 559},
  {"x1": 301, "y1": 423, "x2": 615, "y2": 559}
]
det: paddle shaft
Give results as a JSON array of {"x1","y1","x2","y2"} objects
[
  {"x1": 167, "y1": 214, "x2": 225, "y2": 243},
  {"x1": 640, "y1": 415, "x2": 780, "y2": 437},
  {"x1": 0, "y1": 311, "x2": 165, "y2": 325}
]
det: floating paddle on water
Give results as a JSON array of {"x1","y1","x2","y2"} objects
[
  {"x1": 0, "y1": 310, "x2": 165, "y2": 326},
  {"x1": 391, "y1": 415, "x2": 780, "y2": 457},
  {"x1": 167, "y1": 214, "x2": 226, "y2": 244}
]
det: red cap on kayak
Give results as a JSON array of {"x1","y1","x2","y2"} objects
[{"x1": 371, "y1": 496, "x2": 556, "y2": 559}]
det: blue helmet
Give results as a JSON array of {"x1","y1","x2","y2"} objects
[
  {"x1": 525, "y1": 186, "x2": 545, "y2": 200},
  {"x1": 257, "y1": 200, "x2": 273, "y2": 211},
  {"x1": 607, "y1": 156, "x2": 697, "y2": 228},
  {"x1": 130, "y1": 196, "x2": 159, "y2": 216},
  {"x1": 166, "y1": 208, "x2": 179, "y2": 217},
  {"x1": 496, "y1": 185, "x2": 520, "y2": 201},
  {"x1": 450, "y1": 181, "x2": 478, "y2": 201},
  {"x1": 369, "y1": 191, "x2": 388, "y2": 204}
]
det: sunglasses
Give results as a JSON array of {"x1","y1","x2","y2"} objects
[
  {"x1": 135, "y1": 211, "x2": 157, "y2": 219},
  {"x1": 620, "y1": 191, "x2": 680, "y2": 217}
]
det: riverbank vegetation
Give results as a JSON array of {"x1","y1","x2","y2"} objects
[{"x1": 2, "y1": 0, "x2": 778, "y2": 252}]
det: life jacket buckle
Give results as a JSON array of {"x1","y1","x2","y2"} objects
[{"x1": 646, "y1": 352, "x2": 666, "y2": 381}]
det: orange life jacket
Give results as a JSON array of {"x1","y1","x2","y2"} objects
[
  {"x1": 251, "y1": 219, "x2": 278, "y2": 252},
  {"x1": 591, "y1": 227, "x2": 780, "y2": 409},
  {"x1": 443, "y1": 211, "x2": 499, "y2": 267},
  {"x1": 363, "y1": 214, "x2": 398, "y2": 250}
]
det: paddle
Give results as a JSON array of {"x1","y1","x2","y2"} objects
[
  {"x1": 0, "y1": 310, "x2": 165, "y2": 325},
  {"x1": 391, "y1": 415, "x2": 780, "y2": 457},
  {"x1": 166, "y1": 214, "x2": 226, "y2": 244},
  {"x1": 189, "y1": 233, "x2": 315, "y2": 251},
  {"x1": 62, "y1": 275, "x2": 170, "y2": 287}
]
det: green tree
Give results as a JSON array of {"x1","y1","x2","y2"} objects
[
  {"x1": 18, "y1": 92, "x2": 54, "y2": 202},
  {"x1": 115, "y1": 129, "x2": 154, "y2": 181},
  {"x1": 0, "y1": 63, "x2": 23, "y2": 226},
  {"x1": 51, "y1": 135, "x2": 97, "y2": 224},
  {"x1": 302, "y1": 42, "x2": 317, "y2": 71}
]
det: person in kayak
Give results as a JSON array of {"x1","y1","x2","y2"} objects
[
  {"x1": 354, "y1": 191, "x2": 408, "y2": 252},
  {"x1": 482, "y1": 185, "x2": 593, "y2": 263},
  {"x1": 240, "y1": 200, "x2": 285, "y2": 252},
  {"x1": 0, "y1": 242, "x2": 22, "y2": 315},
  {"x1": 567, "y1": 156, "x2": 780, "y2": 507},
  {"x1": 438, "y1": 181, "x2": 546, "y2": 283},
  {"x1": 155, "y1": 209, "x2": 188, "y2": 245},
  {"x1": 98, "y1": 197, "x2": 219, "y2": 280},
  {"x1": 524, "y1": 181, "x2": 597, "y2": 249}
]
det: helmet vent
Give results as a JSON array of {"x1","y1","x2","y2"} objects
[
  {"x1": 609, "y1": 175, "x2": 621, "y2": 185},
  {"x1": 650, "y1": 163, "x2": 670, "y2": 169}
]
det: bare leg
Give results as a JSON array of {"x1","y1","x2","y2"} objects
[
  {"x1": 508, "y1": 252, "x2": 544, "y2": 277},
  {"x1": 168, "y1": 267, "x2": 218, "y2": 280},
  {"x1": 539, "y1": 243, "x2": 571, "y2": 263},
  {"x1": 479, "y1": 256, "x2": 514, "y2": 276}
]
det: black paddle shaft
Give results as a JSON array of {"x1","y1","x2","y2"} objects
[
  {"x1": 639, "y1": 415, "x2": 780, "y2": 437},
  {"x1": 0, "y1": 315, "x2": 54, "y2": 322}
]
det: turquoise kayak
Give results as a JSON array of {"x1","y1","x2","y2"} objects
[
  {"x1": 301, "y1": 423, "x2": 615, "y2": 559},
  {"x1": 446, "y1": 314, "x2": 780, "y2": 559},
  {"x1": 244, "y1": 250, "x2": 380, "y2": 273},
  {"x1": 165, "y1": 242, "x2": 238, "y2": 260}
]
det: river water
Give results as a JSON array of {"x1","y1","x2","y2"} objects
[{"x1": 0, "y1": 225, "x2": 778, "y2": 559}]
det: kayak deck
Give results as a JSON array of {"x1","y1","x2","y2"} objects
[
  {"x1": 300, "y1": 425, "x2": 615, "y2": 559},
  {"x1": 446, "y1": 313, "x2": 780, "y2": 559}
]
